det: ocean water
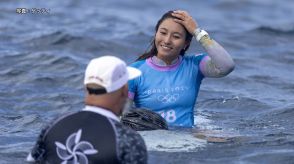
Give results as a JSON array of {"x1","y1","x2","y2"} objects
[{"x1": 1, "y1": 0, "x2": 294, "y2": 163}]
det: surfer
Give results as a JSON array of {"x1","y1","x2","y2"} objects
[{"x1": 128, "y1": 10, "x2": 235, "y2": 127}]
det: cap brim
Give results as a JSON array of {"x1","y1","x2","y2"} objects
[{"x1": 127, "y1": 66, "x2": 141, "y2": 80}]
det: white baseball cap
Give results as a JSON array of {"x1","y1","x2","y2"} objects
[{"x1": 84, "y1": 56, "x2": 141, "y2": 93}]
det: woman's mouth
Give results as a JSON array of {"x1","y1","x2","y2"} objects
[{"x1": 161, "y1": 45, "x2": 172, "y2": 50}]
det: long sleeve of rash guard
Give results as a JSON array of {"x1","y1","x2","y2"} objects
[{"x1": 198, "y1": 35, "x2": 235, "y2": 78}]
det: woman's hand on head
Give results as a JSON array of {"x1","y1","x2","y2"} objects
[{"x1": 172, "y1": 10, "x2": 198, "y2": 35}]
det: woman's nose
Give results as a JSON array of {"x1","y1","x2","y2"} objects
[{"x1": 163, "y1": 35, "x2": 172, "y2": 44}]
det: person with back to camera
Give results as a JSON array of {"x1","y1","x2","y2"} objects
[
  {"x1": 128, "y1": 10, "x2": 235, "y2": 128},
  {"x1": 26, "y1": 56, "x2": 147, "y2": 164}
]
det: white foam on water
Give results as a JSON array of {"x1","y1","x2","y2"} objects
[
  {"x1": 137, "y1": 111, "x2": 227, "y2": 152},
  {"x1": 138, "y1": 113, "x2": 242, "y2": 152},
  {"x1": 139, "y1": 130, "x2": 207, "y2": 152},
  {"x1": 195, "y1": 112, "x2": 219, "y2": 130}
]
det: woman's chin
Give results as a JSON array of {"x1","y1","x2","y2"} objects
[{"x1": 158, "y1": 53, "x2": 177, "y2": 60}]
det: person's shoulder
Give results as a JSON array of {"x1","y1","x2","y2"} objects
[
  {"x1": 112, "y1": 120, "x2": 146, "y2": 146},
  {"x1": 184, "y1": 53, "x2": 207, "y2": 60},
  {"x1": 110, "y1": 120, "x2": 147, "y2": 163},
  {"x1": 47, "y1": 111, "x2": 78, "y2": 127},
  {"x1": 183, "y1": 53, "x2": 207, "y2": 64},
  {"x1": 113, "y1": 120, "x2": 143, "y2": 138},
  {"x1": 129, "y1": 59, "x2": 146, "y2": 68}
]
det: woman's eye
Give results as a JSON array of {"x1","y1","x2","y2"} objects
[
  {"x1": 173, "y1": 35, "x2": 181, "y2": 39},
  {"x1": 160, "y1": 31, "x2": 166, "y2": 35}
]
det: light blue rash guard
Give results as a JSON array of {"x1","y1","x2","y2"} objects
[{"x1": 128, "y1": 54, "x2": 206, "y2": 127}]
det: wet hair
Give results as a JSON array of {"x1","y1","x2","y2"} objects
[{"x1": 136, "y1": 10, "x2": 193, "y2": 61}]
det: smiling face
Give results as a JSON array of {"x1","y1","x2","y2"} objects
[{"x1": 155, "y1": 18, "x2": 188, "y2": 64}]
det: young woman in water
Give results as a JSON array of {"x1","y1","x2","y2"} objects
[{"x1": 128, "y1": 10, "x2": 235, "y2": 128}]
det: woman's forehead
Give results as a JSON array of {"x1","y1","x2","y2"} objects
[{"x1": 158, "y1": 18, "x2": 186, "y2": 34}]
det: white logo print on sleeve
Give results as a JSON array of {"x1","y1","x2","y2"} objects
[{"x1": 55, "y1": 129, "x2": 98, "y2": 164}]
